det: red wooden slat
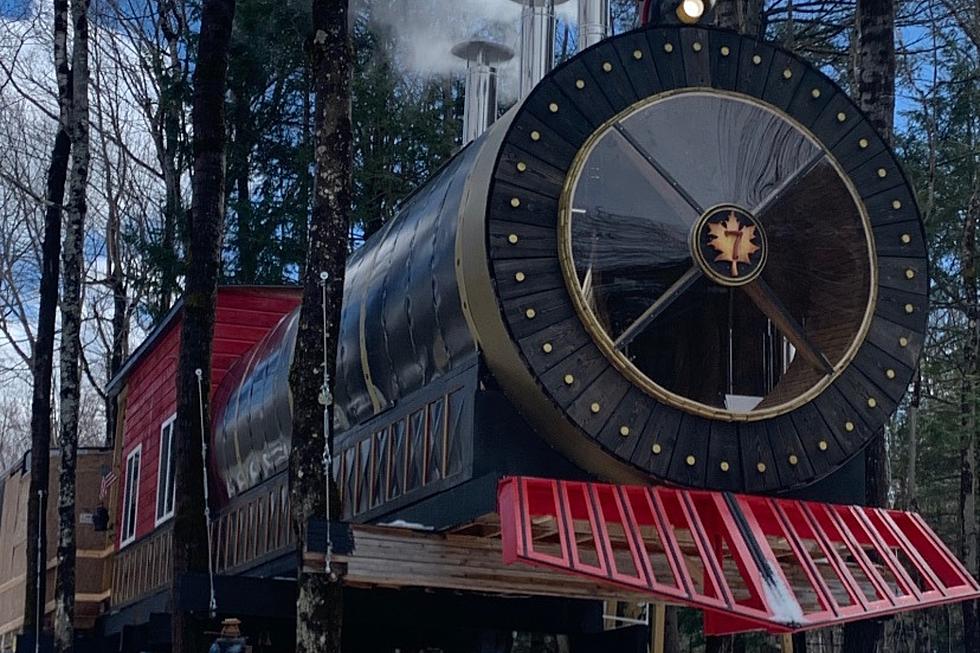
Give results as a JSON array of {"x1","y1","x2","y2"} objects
[
  {"x1": 497, "y1": 477, "x2": 980, "y2": 636},
  {"x1": 766, "y1": 498, "x2": 839, "y2": 620},
  {"x1": 820, "y1": 503, "x2": 895, "y2": 608},
  {"x1": 872, "y1": 509, "x2": 943, "y2": 598},
  {"x1": 560, "y1": 481, "x2": 609, "y2": 577},
  {"x1": 796, "y1": 500, "x2": 871, "y2": 615}
]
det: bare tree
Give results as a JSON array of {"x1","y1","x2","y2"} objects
[
  {"x1": 24, "y1": 0, "x2": 73, "y2": 636},
  {"x1": 170, "y1": 0, "x2": 236, "y2": 650},
  {"x1": 53, "y1": 0, "x2": 90, "y2": 649},
  {"x1": 842, "y1": 0, "x2": 896, "y2": 650},
  {"x1": 288, "y1": 0, "x2": 352, "y2": 650}
]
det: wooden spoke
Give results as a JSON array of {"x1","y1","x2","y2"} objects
[
  {"x1": 741, "y1": 279, "x2": 834, "y2": 375},
  {"x1": 751, "y1": 150, "x2": 826, "y2": 218},
  {"x1": 613, "y1": 123, "x2": 704, "y2": 218},
  {"x1": 615, "y1": 266, "x2": 703, "y2": 350}
]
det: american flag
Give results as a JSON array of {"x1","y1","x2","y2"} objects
[{"x1": 99, "y1": 470, "x2": 118, "y2": 501}]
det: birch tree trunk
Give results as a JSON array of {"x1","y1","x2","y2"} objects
[
  {"x1": 288, "y1": 0, "x2": 352, "y2": 650},
  {"x1": 844, "y1": 2, "x2": 895, "y2": 650},
  {"x1": 53, "y1": 0, "x2": 91, "y2": 650},
  {"x1": 24, "y1": 0, "x2": 73, "y2": 635},
  {"x1": 171, "y1": 0, "x2": 236, "y2": 650},
  {"x1": 713, "y1": 0, "x2": 764, "y2": 35}
]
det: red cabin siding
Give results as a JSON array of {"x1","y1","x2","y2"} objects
[{"x1": 115, "y1": 287, "x2": 301, "y2": 549}]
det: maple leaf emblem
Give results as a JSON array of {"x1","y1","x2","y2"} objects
[{"x1": 707, "y1": 212, "x2": 760, "y2": 277}]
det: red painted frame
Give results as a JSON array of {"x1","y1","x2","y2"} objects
[{"x1": 498, "y1": 476, "x2": 980, "y2": 635}]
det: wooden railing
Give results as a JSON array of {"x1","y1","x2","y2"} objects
[
  {"x1": 110, "y1": 476, "x2": 298, "y2": 609},
  {"x1": 111, "y1": 523, "x2": 172, "y2": 607},
  {"x1": 213, "y1": 475, "x2": 293, "y2": 574}
]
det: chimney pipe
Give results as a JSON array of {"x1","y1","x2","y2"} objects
[
  {"x1": 510, "y1": 0, "x2": 570, "y2": 99},
  {"x1": 578, "y1": 0, "x2": 609, "y2": 51},
  {"x1": 452, "y1": 40, "x2": 514, "y2": 145}
]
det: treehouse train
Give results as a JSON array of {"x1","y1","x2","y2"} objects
[{"x1": 2, "y1": 2, "x2": 979, "y2": 651}]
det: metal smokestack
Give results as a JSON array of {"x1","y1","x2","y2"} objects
[
  {"x1": 510, "y1": 0, "x2": 570, "y2": 99},
  {"x1": 578, "y1": 0, "x2": 610, "y2": 51},
  {"x1": 452, "y1": 40, "x2": 514, "y2": 145}
]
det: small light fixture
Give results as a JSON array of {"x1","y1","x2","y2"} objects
[{"x1": 676, "y1": 0, "x2": 705, "y2": 23}]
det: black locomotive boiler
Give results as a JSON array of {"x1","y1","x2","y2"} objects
[{"x1": 211, "y1": 23, "x2": 927, "y2": 530}]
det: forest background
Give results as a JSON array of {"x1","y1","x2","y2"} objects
[{"x1": 0, "y1": 0, "x2": 976, "y2": 649}]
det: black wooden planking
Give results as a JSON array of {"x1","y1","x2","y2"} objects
[
  {"x1": 809, "y1": 92, "x2": 861, "y2": 150},
  {"x1": 679, "y1": 29, "x2": 711, "y2": 87},
  {"x1": 496, "y1": 145, "x2": 567, "y2": 199},
  {"x1": 786, "y1": 69, "x2": 836, "y2": 129},
  {"x1": 866, "y1": 314, "x2": 923, "y2": 371},
  {"x1": 508, "y1": 112, "x2": 579, "y2": 171},
  {"x1": 849, "y1": 149, "x2": 906, "y2": 197},
  {"x1": 761, "y1": 51, "x2": 803, "y2": 112},
  {"x1": 875, "y1": 285, "x2": 928, "y2": 332},
  {"x1": 734, "y1": 36, "x2": 774, "y2": 99},
  {"x1": 610, "y1": 31, "x2": 663, "y2": 99},
  {"x1": 832, "y1": 121, "x2": 888, "y2": 174},
  {"x1": 517, "y1": 317, "x2": 592, "y2": 374},
  {"x1": 872, "y1": 220, "x2": 927, "y2": 258},
  {"x1": 707, "y1": 30, "x2": 742, "y2": 91},
  {"x1": 578, "y1": 43, "x2": 639, "y2": 114},
  {"x1": 566, "y1": 366, "x2": 632, "y2": 436},
  {"x1": 550, "y1": 59, "x2": 616, "y2": 129},
  {"x1": 705, "y1": 420, "x2": 741, "y2": 492},
  {"x1": 489, "y1": 221, "x2": 558, "y2": 260},
  {"x1": 850, "y1": 341, "x2": 914, "y2": 405},
  {"x1": 810, "y1": 384, "x2": 869, "y2": 454},
  {"x1": 493, "y1": 257, "x2": 564, "y2": 300},
  {"x1": 489, "y1": 181, "x2": 560, "y2": 228},
  {"x1": 538, "y1": 343, "x2": 610, "y2": 409},
  {"x1": 863, "y1": 184, "x2": 919, "y2": 227},
  {"x1": 789, "y1": 402, "x2": 847, "y2": 476},
  {"x1": 503, "y1": 287, "x2": 575, "y2": 340},
  {"x1": 738, "y1": 420, "x2": 781, "y2": 493},
  {"x1": 523, "y1": 78, "x2": 596, "y2": 147},
  {"x1": 645, "y1": 29, "x2": 687, "y2": 90},
  {"x1": 667, "y1": 413, "x2": 710, "y2": 488},
  {"x1": 633, "y1": 401, "x2": 684, "y2": 477},
  {"x1": 833, "y1": 366, "x2": 899, "y2": 426},
  {"x1": 594, "y1": 386, "x2": 653, "y2": 461},
  {"x1": 878, "y1": 256, "x2": 928, "y2": 295},
  {"x1": 767, "y1": 415, "x2": 817, "y2": 489}
]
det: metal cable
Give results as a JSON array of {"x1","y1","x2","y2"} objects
[
  {"x1": 195, "y1": 368, "x2": 217, "y2": 616},
  {"x1": 319, "y1": 271, "x2": 334, "y2": 574}
]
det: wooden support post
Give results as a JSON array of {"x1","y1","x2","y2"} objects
[
  {"x1": 780, "y1": 633, "x2": 794, "y2": 653},
  {"x1": 651, "y1": 603, "x2": 666, "y2": 653}
]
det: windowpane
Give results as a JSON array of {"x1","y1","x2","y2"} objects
[
  {"x1": 122, "y1": 448, "x2": 141, "y2": 544},
  {"x1": 156, "y1": 420, "x2": 176, "y2": 522}
]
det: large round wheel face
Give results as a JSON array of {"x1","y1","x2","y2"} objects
[
  {"x1": 483, "y1": 26, "x2": 928, "y2": 492},
  {"x1": 563, "y1": 92, "x2": 875, "y2": 420}
]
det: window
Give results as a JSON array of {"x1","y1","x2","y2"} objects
[
  {"x1": 156, "y1": 416, "x2": 176, "y2": 524},
  {"x1": 121, "y1": 445, "x2": 141, "y2": 546},
  {"x1": 564, "y1": 92, "x2": 872, "y2": 418}
]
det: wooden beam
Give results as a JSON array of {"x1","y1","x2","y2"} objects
[{"x1": 315, "y1": 526, "x2": 660, "y2": 603}]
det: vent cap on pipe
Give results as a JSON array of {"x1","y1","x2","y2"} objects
[{"x1": 452, "y1": 39, "x2": 514, "y2": 145}]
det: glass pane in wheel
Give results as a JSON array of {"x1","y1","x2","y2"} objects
[{"x1": 563, "y1": 92, "x2": 874, "y2": 418}]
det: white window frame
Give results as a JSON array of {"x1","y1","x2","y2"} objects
[
  {"x1": 120, "y1": 444, "x2": 142, "y2": 547},
  {"x1": 155, "y1": 414, "x2": 177, "y2": 526}
]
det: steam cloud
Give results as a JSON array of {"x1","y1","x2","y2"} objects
[{"x1": 359, "y1": 0, "x2": 579, "y2": 103}]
